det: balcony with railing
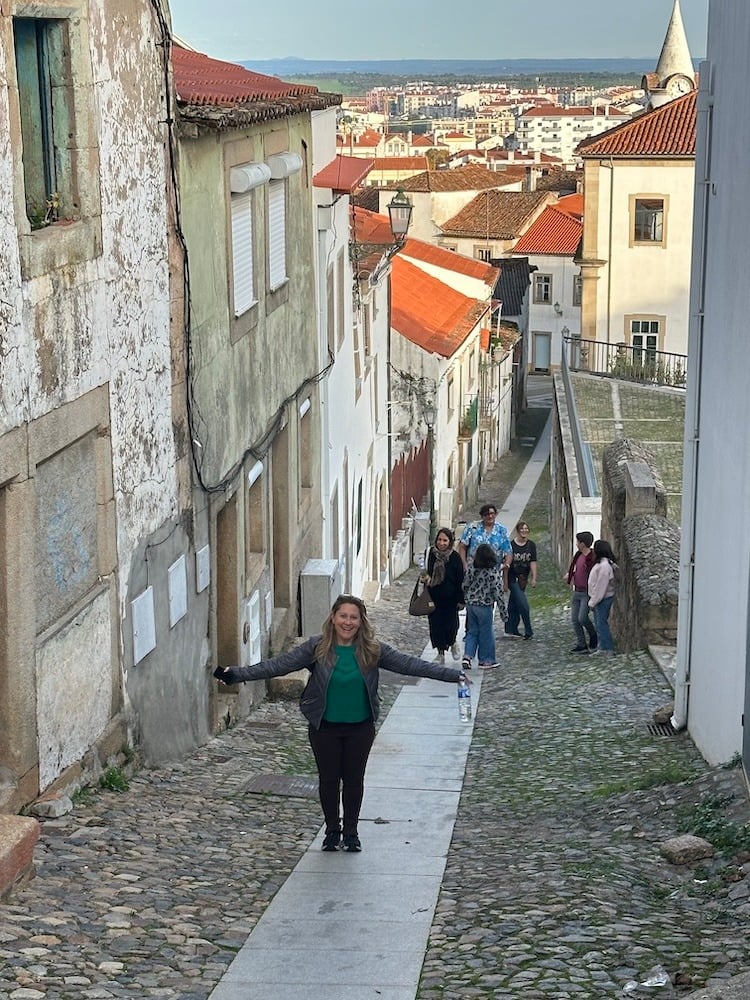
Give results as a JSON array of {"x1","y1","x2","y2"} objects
[
  {"x1": 563, "y1": 336, "x2": 687, "y2": 389},
  {"x1": 458, "y1": 396, "x2": 479, "y2": 439}
]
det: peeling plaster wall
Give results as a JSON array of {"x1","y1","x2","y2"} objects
[
  {"x1": 0, "y1": 0, "x2": 182, "y2": 796},
  {"x1": 89, "y1": 1, "x2": 178, "y2": 604},
  {"x1": 36, "y1": 590, "x2": 113, "y2": 789}
]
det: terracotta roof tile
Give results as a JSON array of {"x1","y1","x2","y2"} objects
[
  {"x1": 441, "y1": 190, "x2": 551, "y2": 240},
  {"x1": 172, "y1": 44, "x2": 340, "y2": 126},
  {"x1": 401, "y1": 240, "x2": 498, "y2": 288},
  {"x1": 391, "y1": 256, "x2": 490, "y2": 358},
  {"x1": 384, "y1": 164, "x2": 509, "y2": 193},
  {"x1": 313, "y1": 156, "x2": 373, "y2": 193},
  {"x1": 556, "y1": 192, "x2": 584, "y2": 219},
  {"x1": 512, "y1": 205, "x2": 583, "y2": 255},
  {"x1": 577, "y1": 91, "x2": 696, "y2": 158},
  {"x1": 521, "y1": 104, "x2": 627, "y2": 119},
  {"x1": 372, "y1": 156, "x2": 430, "y2": 171}
]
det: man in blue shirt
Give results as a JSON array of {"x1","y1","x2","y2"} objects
[{"x1": 459, "y1": 503, "x2": 512, "y2": 571}]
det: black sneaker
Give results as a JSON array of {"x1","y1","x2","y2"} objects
[
  {"x1": 322, "y1": 830, "x2": 341, "y2": 851},
  {"x1": 571, "y1": 645, "x2": 589, "y2": 654},
  {"x1": 343, "y1": 833, "x2": 362, "y2": 852},
  {"x1": 589, "y1": 636, "x2": 598, "y2": 651}
]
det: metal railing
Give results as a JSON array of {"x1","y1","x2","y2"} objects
[{"x1": 563, "y1": 336, "x2": 688, "y2": 389}]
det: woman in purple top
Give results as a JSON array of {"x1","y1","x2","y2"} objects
[{"x1": 565, "y1": 531, "x2": 598, "y2": 653}]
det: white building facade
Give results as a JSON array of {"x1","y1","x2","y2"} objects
[{"x1": 675, "y1": 0, "x2": 750, "y2": 778}]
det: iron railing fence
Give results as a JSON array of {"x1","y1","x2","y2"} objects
[{"x1": 563, "y1": 336, "x2": 687, "y2": 389}]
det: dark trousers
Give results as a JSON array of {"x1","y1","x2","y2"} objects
[{"x1": 308, "y1": 719, "x2": 376, "y2": 836}]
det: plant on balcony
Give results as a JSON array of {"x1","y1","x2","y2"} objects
[{"x1": 458, "y1": 397, "x2": 479, "y2": 438}]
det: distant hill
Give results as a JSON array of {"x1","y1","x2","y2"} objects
[{"x1": 239, "y1": 56, "x2": 669, "y2": 77}]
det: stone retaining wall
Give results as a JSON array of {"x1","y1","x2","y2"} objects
[{"x1": 600, "y1": 439, "x2": 680, "y2": 653}]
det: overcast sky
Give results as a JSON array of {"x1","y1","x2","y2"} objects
[{"x1": 169, "y1": 0, "x2": 709, "y2": 64}]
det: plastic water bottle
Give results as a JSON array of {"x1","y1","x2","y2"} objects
[{"x1": 458, "y1": 674, "x2": 472, "y2": 722}]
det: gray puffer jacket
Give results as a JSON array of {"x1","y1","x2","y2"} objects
[{"x1": 222, "y1": 636, "x2": 463, "y2": 729}]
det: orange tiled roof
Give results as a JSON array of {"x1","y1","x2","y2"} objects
[
  {"x1": 173, "y1": 45, "x2": 319, "y2": 104},
  {"x1": 512, "y1": 205, "x2": 583, "y2": 255},
  {"x1": 313, "y1": 156, "x2": 373, "y2": 193},
  {"x1": 441, "y1": 190, "x2": 551, "y2": 240},
  {"x1": 391, "y1": 256, "x2": 490, "y2": 358},
  {"x1": 401, "y1": 240, "x2": 498, "y2": 288},
  {"x1": 577, "y1": 91, "x2": 696, "y2": 158},
  {"x1": 372, "y1": 156, "x2": 430, "y2": 171},
  {"x1": 383, "y1": 164, "x2": 507, "y2": 193},
  {"x1": 171, "y1": 44, "x2": 340, "y2": 127},
  {"x1": 556, "y1": 193, "x2": 584, "y2": 219},
  {"x1": 521, "y1": 105, "x2": 627, "y2": 119}
]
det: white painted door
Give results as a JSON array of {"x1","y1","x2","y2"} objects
[{"x1": 532, "y1": 331, "x2": 551, "y2": 372}]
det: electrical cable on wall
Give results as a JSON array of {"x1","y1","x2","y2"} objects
[{"x1": 151, "y1": 2, "x2": 333, "y2": 495}]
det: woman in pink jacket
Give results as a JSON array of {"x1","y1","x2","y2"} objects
[{"x1": 587, "y1": 539, "x2": 617, "y2": 655}]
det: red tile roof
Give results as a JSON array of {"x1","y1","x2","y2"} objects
[
  {"x1": 313, "y1": 156, "x2": 373, "y2": 193},
  {"x1": 556, "y1": 193, "x2": 584, "y2": 219},
  {"x1": 577, "y1": 91, "x2": 696, "y2": 158},
  {"x1": 171, "y1": 44, "x2": 340, "y2": 125},
  {"x1": 401, "y1": 239, "x2": 497, "y2": 286},
  {"x1": 441, "y1": 190, "x2": 551, "y2": 240},
  {"x1": 512, "y1": 205, "x2": 583, "y2": 255},
  {"x1": 391, "y1": 256, "x2": 490, "y2": 358},
  {"x1": 521, "y1": 105, "x2": 627, "y2": 119},
  {"x1": 372, "y1": 156, "x2": 430, "y2": 172},
  {"x1": 172, "y1": 46, "x2": 319, "y2": 104},
  {"x1": 384, "y1": 164, "x2": 508, "y2": 193}
]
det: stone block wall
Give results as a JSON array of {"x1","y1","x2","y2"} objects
[{"x1": 600, "y1": 440, "x2": 679, "y2": 653}]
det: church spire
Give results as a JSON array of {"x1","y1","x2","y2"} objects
[{"x1": 655, "y1": 0, "x2": 694, "y2": 84}]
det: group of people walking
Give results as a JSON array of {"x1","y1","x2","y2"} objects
[
  {"x1": 421, "y1": 503, "x2": 540, "y2": 671},
  {"x1": 422, "y1": 507, "x2": 619, "y2": 670}
]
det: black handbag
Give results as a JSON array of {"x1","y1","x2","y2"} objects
[{"x1": 408, "y1": 578, "x2": 435, "y2": 616}]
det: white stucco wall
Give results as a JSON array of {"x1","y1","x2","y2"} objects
[
  {"x1": 36, "y1": 590, "x2": 113, "y2": 787},
  {"x1": 523, "y1": 253, "x2": 581, "y2": 369},
  {"x1": 676, "y1": 0, "x2": 750, "y2": 767},
  {"x1": 313, "y1": 109, "x2": 391, "y2": 596},
  {"x1": 592, "y1": 160, "x2": 694, "y2": 357}
]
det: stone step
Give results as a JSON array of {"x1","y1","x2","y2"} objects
[{"x1": 0, "y1": 814, "x2": 40, "y2": 900}]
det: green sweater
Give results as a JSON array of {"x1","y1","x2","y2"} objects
[{"x1": 323, "y1": 646, "x2": 371, "y2": 723}]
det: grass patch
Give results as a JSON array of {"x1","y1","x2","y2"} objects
[
  {"x1": 71, "y1": 785, "x2": 95, "y2": 806},
  {"x1": 676, "y1": 794, "x2": 750, "y2": 855},
  {"x1": 100, "y1": 766, "x2": 130, "y2": 793},
  {"x1": 592, "y1": 761, "x2": 696, "y2": 798}
]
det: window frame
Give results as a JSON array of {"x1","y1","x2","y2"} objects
[
  {"x1": 533, "y1": 273, "x2": 553, "y2": 304},
  {"x1": 10, "y1": 3, "x2": 102, "y2": 278},
  {"x1": 630, "y1": 194, "x2": 668, "y2": 248}
]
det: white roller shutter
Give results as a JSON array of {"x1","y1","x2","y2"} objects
[
  {"x1": 231, "y1": 191, "x2": 255, "y2": 316},
  {"x1": 268, "y1": 179, "x2": 287, "y2": 290}
]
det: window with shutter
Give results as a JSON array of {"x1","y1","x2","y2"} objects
[
  {"x1": 268, "y1": 179, "x2": 287, "y2": 289},
  {"x1": 231, "y1": 191, "x2": 255, "y2": 316}
]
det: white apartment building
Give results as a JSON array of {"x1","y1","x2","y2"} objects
[{"x1": 516, "y1": 105, "x2": 629, "y2": 167}]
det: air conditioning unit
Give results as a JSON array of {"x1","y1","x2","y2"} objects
[{"x1": 300, "y1": 559, "x2": 342, "y2": 636}]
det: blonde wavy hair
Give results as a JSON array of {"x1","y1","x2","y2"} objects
[{"x1": 315, "y1": 594, "x2": 381, "y2": 671}]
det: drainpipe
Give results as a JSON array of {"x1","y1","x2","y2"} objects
[
  {"x1": 317, "y1": 201, "x2": 334, "y2": 555},
  {"x1": 673, "y1": 62, "x2": 713, "y2": 731},
  {"x1": 605, "y1": 158, "x2": 614, "y2": 345}
]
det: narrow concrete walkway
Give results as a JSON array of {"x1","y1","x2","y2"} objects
[
  {"x1": 209, "y1": 667, "x2": 484, "y2": 1000},
  {"x1": 208, "y1": 401, "x2": 553, "y2": 999},
  {"x1": 498, "y1": 411, "x2": 551, "y2": 530}
]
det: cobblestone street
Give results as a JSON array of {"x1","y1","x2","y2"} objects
[{"x1": 2, "y1": 414, "x2": 750, "y2": 999}]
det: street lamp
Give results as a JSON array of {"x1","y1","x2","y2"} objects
[
  {"x1": 387, "y1": 189, "x2": 413, "y2": 244},
  {"x1": 423, "y1": 401, "x2": 437, "y2": 539}
]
